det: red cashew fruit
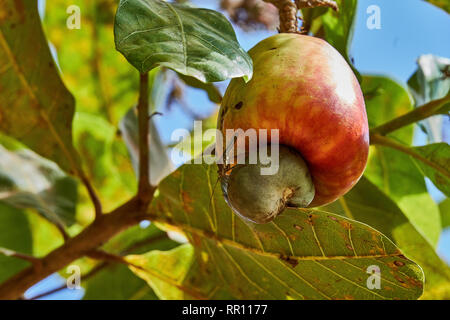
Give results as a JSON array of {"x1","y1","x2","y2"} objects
[{"x1": 217, "y1": 33, "x2": 369, "y2": 223}]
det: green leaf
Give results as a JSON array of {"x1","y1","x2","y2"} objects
[
  {"x1": 322, "y1": 0, "x2": 360, "y2": 80},
  {"x1": 0, "y1": 0, "x2": 79, "y2": 173},
  {"x1": 408, "y1": 55, "x2": 450, "y2": 142},
  {"x1": 322, "y1": 177, "x2": 450, "y2": 298},
  {"x1": 0, "y1": 145, "x2": 78, "y2": 227},
  {"x1": 178, "y1": 73, "x2": 222, "y2": 104},
  {"x1": 362, "y1": 76, "x2": 414, "y2": 143},
  {"x1": 83, "y1": 264, "x2": 158, "y2": 300},
  {"x1": 440, "y1": 198, "x2": 450, "y2": 229},
  {"x1": 127, "y1": 244, "x2": 232, "y2": 299},
  {"x1": 363, "y1": 75, "x2": 441, "y2": 247},
  {"x1": 0, "y1": 202, "x2": 32, "y2": 283},
  {"x1": 425, "y1": 0, "x2": 450, "y2": 13},
  {"x1": 73, "y1": 112, "x2": 136, "y2": 211},
  {"x1": 114, "y1": 0, "x2": 253, "y2": 82},
  {"x1": 145, "y1": 163, "x2": 423, "y2": 300},
  {"x1": 119, "y1": 107, "x2": 174, "y2": 186},
  {"x1": 412, "y1": 143, "x2": 450, "y2": 197}
]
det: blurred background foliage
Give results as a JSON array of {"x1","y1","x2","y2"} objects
[{"x1": 0, "y1": 0, "x2": 448, "y2": 299}]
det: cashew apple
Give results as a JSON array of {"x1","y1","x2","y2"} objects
[{"x1": 217, "y1": 33, "x2": 369, "y2": 223}]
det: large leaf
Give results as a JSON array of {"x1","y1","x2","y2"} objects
[
  {"x1": 0, "y1": 202, "x2": 32, "y2": 283},
  {"x1": 412, "y1": 143, "x2": 450, "y2": 197},
  {"x1": 323, "y1": 177, "x2": 450, "y2": 298},
  {"x1": 114, "y1": 0, "x2": 253, "y2": 82},
  {"x1": 363, "y1": 76, "x2": 441, "y2": 247},
  {"x1": 0, "y1": 0, "x2": 79, "y2": 173},
  {"x1": 408, "y1": 55, "x2": 450, "y2": 142},
  {"x1": 322, "y1": 0, "x2": 360, "y2": 79},
  {"x1": 0, "y1": 145, "x2": 78, "y2": 227},
  {"x1": 144, "y1": 163, "x2": 423, "y2": 300}
]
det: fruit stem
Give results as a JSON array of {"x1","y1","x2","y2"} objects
[{"x1": 264, "y1": 0, "x2": 299, "y2": 33}]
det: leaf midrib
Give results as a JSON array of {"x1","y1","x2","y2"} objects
[{"x1": 0, "y1": 29, "x2": 78, "y2": 174}]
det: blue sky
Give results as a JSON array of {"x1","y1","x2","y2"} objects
[{"x1": 28, "y1": 0, "x2": 450, "y2": 299}]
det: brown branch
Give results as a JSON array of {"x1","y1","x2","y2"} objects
[
  {"x1": 26, "y1": 233, "x2": 169, "y2": 300},
  {"x1": 0, "y1": 247, "x2": 42, "y2": 268},
  {"x1": 370, "y1": 94, "x2": 450, "y2": 136},
  {"x1": 264, "y1": 0, "x2": 299, "y2": 33},
  {"x1": 137, "y1": 72, "x2": 154, "y2": 203},
  {"x1": 370, "y1": 134, "x2": 450, "y2": 179},
  {"x1": 79, "y1": 170, "x2": 103, "y2": 220},
  {"x1": 0, "y1": 196, "x2": 148, "y2": 300},
  {"x1": 295, "y1": 0, "x2": 338, "y2": 11}
]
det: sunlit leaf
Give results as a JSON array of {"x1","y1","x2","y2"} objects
[
  {"x1": 323, "y1": 177, "x2": 450, "y2": 298},
  {"x1": 440, "y1": 198, "x2": 450, "y2": 229},
  {"x1": 114, "y1": 0, "x2": 253, "y2": 82},
  {"x1": 0, "y1": 202, "x2": 32, "y2": 283},
  {"x1": 144, "y1": 163, "x2": 423, "y2": 300},
  {"x1": 0, "y1": 0, "x2": 79, "y2": 173},
  {"x1": 0, "y1": 145, "x2": 78, "y2": 227},
  {"x1": 127, "y1": 244, "x2": 232, "y2": 299},
  {"x1": 412, "y1": 143, "x2": 450, "y2": 197},
  {"x1": 363, "y1": 75, "x2": 441, "y2": 247}
]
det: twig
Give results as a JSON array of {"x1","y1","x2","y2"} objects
[
  {"x1": 137, "y1": 73, "x2": 154, "y2": 203},
  {"x1": 370, "y1": 134, "x2": 450, "y2": 179},
  {"x1": 295, "y1": 0, "x2": 338, "y2": 11},
  {"x1": 26, "y1": 233, "x2": 169, "y2": 300},
  {"x1": 370, "y1": 94, "x2": 450, "y2": 136},
  {"x1": 0, "y1": 197, "x2": 148, "y2": 300},
  {"x1": 79, "y1": 170, "x2": 103, "y2": 220},
  {"x1": 264, "y1": 0, "x2": 299, "y2": 33},
  {"x1": 0, "y1": 247, "x2": 42, "y2": 268}
]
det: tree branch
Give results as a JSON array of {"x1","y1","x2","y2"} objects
[
  {"x1": 0, "y1": 73, "x2": 160, "y2": 299},
  {"x1": 0, "y1": 196, "x2": 148, "y2": 300},
  {"x1": 370, "y1": 94, "x2": 450, "y2": 136},
  {"x1": 25, "y1": 233, "x2": 169, "y2": 300},
  {"x1": 79, "y1": 170, "x2": 103, "y2": 220},
  {"x1": 295, "y1": 0, "x2": 338, "y2": 11}
]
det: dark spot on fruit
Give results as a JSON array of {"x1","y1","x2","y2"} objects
[
  {"x1": 234, "y1": 101, "x2": 243, "y2": 110},
  {"x1": 269, "y1": 47, "x2": 277, "y2": 50}
]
